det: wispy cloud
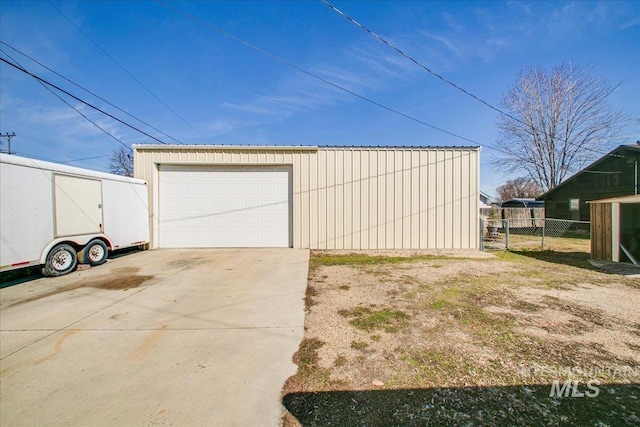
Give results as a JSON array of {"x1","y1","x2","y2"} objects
[
  {"x1": 547, "y1": 1, "x2": 639, "y2": 38},
  {"x1": 201, "y1": 0, "x2": 636, "y2": 140},
  {"x1": 214, "y1": 39, "x2": 415, "y2": 131},
  {"x1": 1, "y1": 92, "x2": 135, "y2": 160}
]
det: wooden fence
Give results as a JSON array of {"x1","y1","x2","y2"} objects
[{"x1": 480, "y1": 208, "x2": 545, "y2": 228}]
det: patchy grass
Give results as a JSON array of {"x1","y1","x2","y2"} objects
[
  {"x1": 283, "y1": 249, "x2": 640, "y2": 426},
  {"x1": 304, "y1": 284, "x2": 319, "y2": 308},
  {"x1": 338, "y1": 307, "x2": 409, "y2": 333},
  {"x1": 312, "y1": 253, "x2": 476, "y2": 267},
  {"x1": 350, "y1": 341, "x2": 369, "y2": 351},
  {"x1": 334, "y1": 355, "x2": 347, "y2": 367},
  {"x1": 283, "y1": 338, "x2": 347, "y2": 393}
]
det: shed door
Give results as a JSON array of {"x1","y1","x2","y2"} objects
[
  {"x1": 159, "y1": 165, "x2": 292, "y2": 248},
  {"x1": 54, "y1": 174, "x2": 103, "y2": 237}
]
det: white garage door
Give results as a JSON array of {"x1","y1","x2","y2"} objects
[{"x1": 159, "y1": 165, "x2": 292, "y2": 248}]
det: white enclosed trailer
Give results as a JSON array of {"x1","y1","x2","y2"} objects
[{"x1": 1, "y1": 154, "x2": 149, "y2": 276}]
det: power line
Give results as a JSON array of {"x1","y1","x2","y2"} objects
[
  {"x1": 1, "y1": 52, "x2": 132, "y2": 151},
  {"x1": 0, "y1": 41, "x2": 184, "y2": 145},
  {"x1": 10, "y1": 132, "x2": 101, "y2": 157},
  {"x1": 155, "y1": 0, "x2": 487, "y2": 148},
  {"x1": 0, "y1": 54, "x2": 172, "y2": 147},
  {"x1": 322, "y1": 1, "x2": 522, "y2": 126},
  {"x1": 15, "y1": 152, "x2": 110, "y2": 163},
  {"x1": 59, "y1": 154, "x2": 111, "y2": 163},
  {"x1": 0, "y1": 132, "x2": 16, "y2": 154},
  {"x1": 47, "y1": 0, "x2": 208, "y2": 144},
  {"x1": 322, "y1": 1, "x2": 617, "y2": 158}
]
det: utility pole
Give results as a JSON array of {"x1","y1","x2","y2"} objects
[{"x1": 0, "y1": 132, "x2": 16, "y2": 154}]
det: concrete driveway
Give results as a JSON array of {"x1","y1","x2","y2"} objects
[{"x1": 0, "y1": 248, "x2": 309, "y2": 426}]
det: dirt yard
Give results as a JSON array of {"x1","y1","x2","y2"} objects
[{"x1": 282, "y1": 249, "x2": 640, "y2": 426}]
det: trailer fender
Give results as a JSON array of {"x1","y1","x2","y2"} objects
[{"x1": 39, "y1": 235, "x2": 115, "y2": 265}]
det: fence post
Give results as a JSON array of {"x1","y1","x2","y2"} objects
[
  {"x1": 541, "y1": 219, "x2": 545, "y2": 249},
  {"x1": 505, "y1": 219, "x2": 509, "y2": 250},
  {"x1": 480, "y1": 218, "x2": 484, "y2": 251}
]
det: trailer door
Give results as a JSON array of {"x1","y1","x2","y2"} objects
[{"x1": 54, "y1": 174, "x2": 103, "y2": 237}]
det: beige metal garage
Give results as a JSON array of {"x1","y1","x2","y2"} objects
[{"x1": 133, "y1": 145, "x2": 480, "y2": 250}]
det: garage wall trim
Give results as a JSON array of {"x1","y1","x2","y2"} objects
[{"x1": 134, "y1": 145, "x2": 481, "y2": 250}]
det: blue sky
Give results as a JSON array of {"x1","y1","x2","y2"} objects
[{"x1": 1, "y1": 1, "x2": 638, "y2": 195}]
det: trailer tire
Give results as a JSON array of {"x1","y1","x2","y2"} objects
[
  {"x1": 82, "y1": 239, "x2": 108, "y2": 266},
  {"x1": 42, "y1": 244, "x2": 78, "y2": 277}
]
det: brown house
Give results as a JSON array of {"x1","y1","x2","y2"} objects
[{"x1": 537, "y1": 144, "x2": 640, "y2": 221}]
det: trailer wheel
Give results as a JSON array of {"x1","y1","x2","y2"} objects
[
  {"x1": 83, "y1": 239, "x2": 108, "y2": 266},
  {"x1": 42, "y1": 244, "x2": 78, "y2": 277}
]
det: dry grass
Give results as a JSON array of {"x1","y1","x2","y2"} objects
[{"x1": 282, "y1": 247, "x2": 640, "y2": 426}]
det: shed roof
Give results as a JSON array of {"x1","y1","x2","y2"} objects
[{"x1": 587, "y1": 194, "x2": 640, "y2": 204}]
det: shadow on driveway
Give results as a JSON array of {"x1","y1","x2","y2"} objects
[
  {"x1": 0, "y1": 247, "x2": 145, "y2": 289},
  {"x1": 283, "y1": 383, "x2": 640, "y2": 426}
]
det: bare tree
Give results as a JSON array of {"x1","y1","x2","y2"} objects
[
  {"x1": 496, "y1": 177, "x2": 542, "y2": 201},
  {"x1": 493, "y1": 62, "x2": 624, "y2": 192},
  {"x1": 109, "y1": 146, "x2": 133, "y2": 177}
]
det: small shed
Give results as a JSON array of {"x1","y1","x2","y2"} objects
[{"x1": 589, "y1": 195, "x2": 640, "y2": 264}]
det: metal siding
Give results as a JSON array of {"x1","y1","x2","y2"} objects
[
  {"x1": 419, "y1": 151, "x2": 428, "y2": 248},
  {"x1": 360, "y1": 150, "x2": 369, "y2": 249},
  {"x1": 292, "y1": 152, "x2": 302, "y2": 248},
  {"x1": 411, "y1": 151, "x2": 420, "y2": 248},
  {"x1": 378, "y1": 150, "x2": 387, "y2": 248},
  {"x1": 402, "y1": 150, "x2": 412, "y2": 248},
  {"x1": 460, "y1": 151, "x2": 470, "y2": 248},
  {"x1": 444, "y1": 150, "x2": 453, "y2": 248},
  {"x1": 351, "y1": 150, "x2": 361, "y2": 249},
  {"x1": 317, "y1": 150, "x2": 327, "y2": 249},
  {"x1": 134, "y1": 146, "x2": 479, "y2": 250},
  {"x1": 388, "y1": 151, "x2": 398, "y2": 248},
  {"x1": 343, "y1": 150, "x2": 352, "y2": 248},
  {"x1": 368, "y1": 150, "x2": 378, "y2": 248},
  {"x1": 326, "y1": 150, "x2": 336, "y2": 249},
  {"x1": 452, "y1": 151, "x2": 462, "y2": 248},
  {"x1": 427, "y1": 151, "x2": 436, "y2": 248},
  {"x1": 335, "y1": 150, "x2": 344, "y2": 249},
  {"x1": 393, "y1": 151, "x2": 402, "y2": 248}
]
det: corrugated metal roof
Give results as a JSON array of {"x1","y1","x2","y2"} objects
[{"x1": 132, "y1": 144, "x2": 480, "y2": 151}]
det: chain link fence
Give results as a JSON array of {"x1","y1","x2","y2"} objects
[{"x1": 480, "y1": 218, "x2": 591, "y2": 252}]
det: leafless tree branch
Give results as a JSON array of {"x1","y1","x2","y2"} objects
[
  {"x1": 109, "y1": 146, "x2": 133, "y2": 177},
  {"x1": 491, "y1": 62, "x2": 625, "y2": 192}
]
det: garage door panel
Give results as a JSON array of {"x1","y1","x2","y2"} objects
[{"x1": 159, "y1": 166, "x2": 291, "y2": 248}]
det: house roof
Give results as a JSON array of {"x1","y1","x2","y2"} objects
[
  {"x1": 479, "y1": 191, "x2": 496, "y2": 200},
  {"x1": 537, "y1": 144, "x2": 640, "y2": 200},
  {"x1": 587, "y1": 194, "x2": 640, "y2": 204}
]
